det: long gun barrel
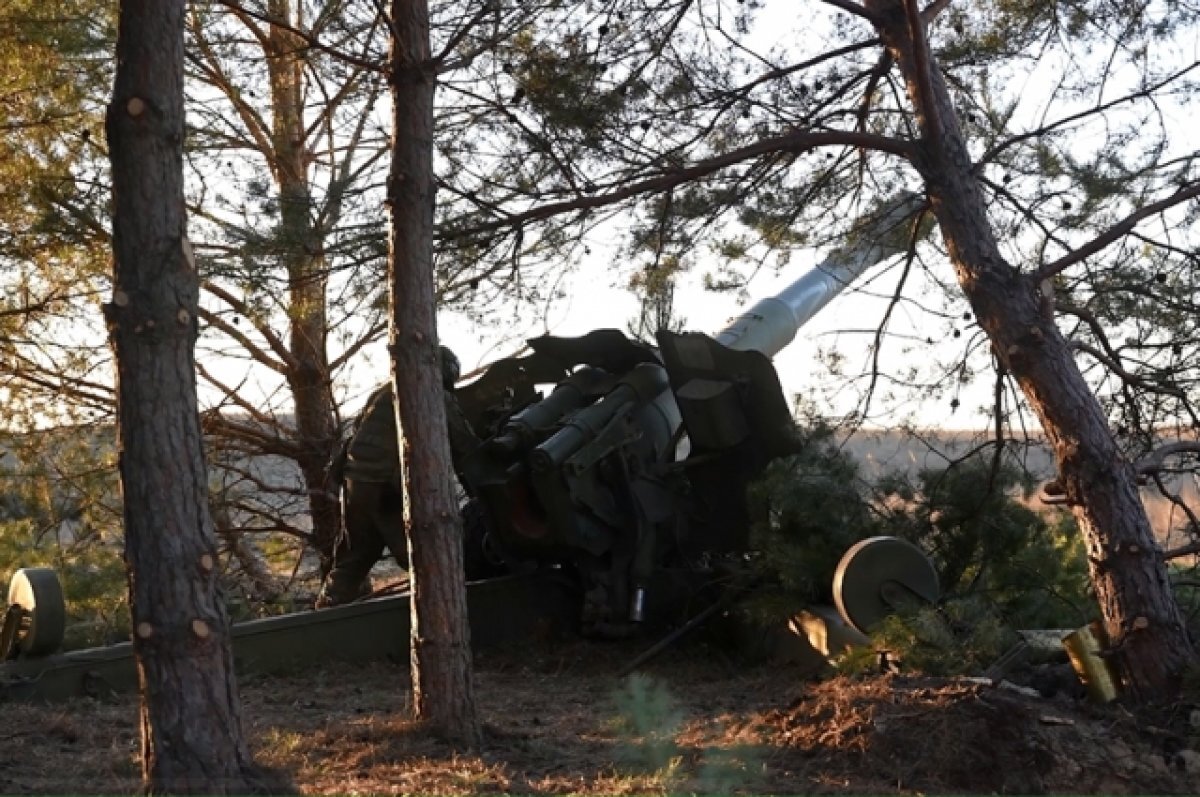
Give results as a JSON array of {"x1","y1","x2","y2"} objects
[
  {"x1": 656, "y1": 193, "x2": 921, "y2": 463},
  {"x1": 714, "y1": 193, "x2": 922, "y2": 357}
]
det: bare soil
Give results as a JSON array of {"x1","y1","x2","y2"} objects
[{"x1": 3, "y1": 637, "x2": 1199, "y2": 794}]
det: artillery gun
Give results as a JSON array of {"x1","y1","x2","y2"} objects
[
  {"x1": 454, "y1": 194, "x2": 939, "y2": 636},
  {"x1": 0, "y1": 196, "x2": 939, "y2": 695}
]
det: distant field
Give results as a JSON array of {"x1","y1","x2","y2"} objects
[
  {"x1": 3, "y1": 424, "x2": 1195, "y2": 554},
  {"x1": 842, "y1": 429, "x2": 1198, "y2": 548}
]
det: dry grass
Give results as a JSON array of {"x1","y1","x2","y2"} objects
[{"x1": 3, "y1": 638, "x2": 1198, "y2": 794}]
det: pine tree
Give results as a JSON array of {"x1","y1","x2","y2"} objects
[{"x1": 106, "y1": 0, "x2": 282, "y2": 789}]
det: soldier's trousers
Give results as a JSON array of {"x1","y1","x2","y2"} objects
[{"x1": 321, "y1": 479, "x2": 408, "y2": 604}]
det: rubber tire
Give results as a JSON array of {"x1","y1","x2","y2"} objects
[
  {"x1": 833, "y1": 536, "x2": 939, "y2": 634},
  {"x1": 7, "y1": 567, "x2": 66, "y2": 656}
]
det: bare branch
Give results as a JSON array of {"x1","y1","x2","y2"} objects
[
  {"x1": 820, "y1": 0, "x2": 879, "y2": 22},
  {"x1": 212, "y1": 0, "x2": 384, "y2": 72},
  {"x1": 329, "y1": 320, "x2": 388, "y2": 372},
  {"x1": 854, "y1": 51, "x2": 894, "y2": 138},
  {"x1": 977, "y1": 61, "x2": 1200, "y2": 172},
  {"x1": 446, "y1": 128, "x2": 915, "y2": 240},
  {"x1": 201, "y1": 411, "x2": 302, "y2": 459},
  {"x1": 1165, "y1": 541, "x2": 1200, "y2": 561},
  {"x1": 1070, "y1": 340, "x2": 1186, "y2": 398},
  {"x1": 187, "y1": 12, "x2": 278, "y2": 167},
  {"x1": 201, "y1": 281, "x2": 299, "y2": 372},
  {"x1": 1135, "y1": 441, "x2": 1200, "y2": 475},
  {"x1": 862, "y1": 205, "x2": 928, "y2": 414},
  {"x1": 920, "y1": 0, "x2": 953, "y2": 23},
  {"x1": 196, "y1": 307, "x2": 291, "y2": 376},
  {"x1": 196, "y1": 362, "x2": 280, "y2": 427},
  {"x1": 901, "y1": 0, "x2": 940, "y2": 151},
  {"x1": 432, "y1": 2, "x2": 493, "y2": 67},
  {"x1": 1035, "y1": 181, "x2": 1200, "y2": 280},
  {"x1": 2, "y1": 367, "x2": 114, "y2": 416}
]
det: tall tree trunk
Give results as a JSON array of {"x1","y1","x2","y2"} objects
[
  {"x1": 865, "y1": 0, "x2": 1195, "y2": 699},
  {"x1": 105, "y1": 0, "x2": 281, "y2": 790},
  {"x1": 266, "y1": 0, "x2": 341, "y2": 574},
  {"x1": 386, "y1": 0, "x2": 481, "y2": 744}
]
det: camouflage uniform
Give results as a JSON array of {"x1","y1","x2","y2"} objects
[{"x1": 317, "y1": 347, "x2": 479, "y2": 606}]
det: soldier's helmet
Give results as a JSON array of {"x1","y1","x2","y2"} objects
[{"x1": 439, "y1": 345, "x2": 461, "y2": 389}]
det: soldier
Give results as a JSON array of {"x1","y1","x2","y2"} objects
[{"x1": 316, "y1": 346, "x2": 479, "y2": 607}]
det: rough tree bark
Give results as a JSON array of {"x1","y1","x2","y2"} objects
[
  {"x1": 105, "y1": 0, "x2": 284, "y2": 790},
  {"x1": 265, "y1": 0, "x2": 341, "y2": 573},
  {"x1": 386, "y1": 0, "x2": 481, "y2": 744},
  {"x1": 864, "y1": 0, "x2": 1196, "y2": 699}
]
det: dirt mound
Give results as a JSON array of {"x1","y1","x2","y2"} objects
[{"x1": 757, "y1": 674, "x2": 1198, "y2": 794}]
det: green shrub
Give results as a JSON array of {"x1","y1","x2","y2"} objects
[
  {"x1": 747, "y1": 432, "x2": 1094, "y2": 677},
  {"x1": 867, "y1": 597, "x2": 1016, "y2": 676},
  {"x1": 0, "y1": 429, "x2": 129, "y2": 649},
  {"x1": 745, "y1": 421, "x2": 875, "y2": 617},
  {"x1": 0, "y1": 518, "x2": 129, "y2": 649},
  {"x1": 874, "y1": 453, "x2": 1092, "y2": 631}
]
